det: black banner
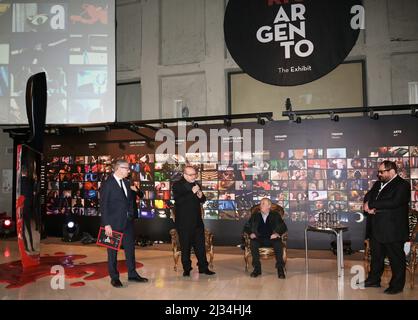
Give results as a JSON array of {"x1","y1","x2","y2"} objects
[{"x1": 224, "y1": 0, "x2": 363, "y2": 86}]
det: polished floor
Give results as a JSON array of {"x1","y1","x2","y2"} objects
[{"x1": 0, "y1": 238, "x2": 417, "y2": 300}]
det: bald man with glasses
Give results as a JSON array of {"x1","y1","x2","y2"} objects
[
  {"x1": 100, "y1": 159, "x2": 148, "y2": 288},
  {"x1": 172, "y1": 166, "x2": 215, "y2": 277}
]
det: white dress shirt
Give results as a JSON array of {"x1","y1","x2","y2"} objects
[{"x1": 114, "y1": 174, "x2": 127, "y2": 197}]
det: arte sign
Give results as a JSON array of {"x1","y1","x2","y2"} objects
[{"x1": 224, "y1": 0, "x2": 364, "y2": 86}]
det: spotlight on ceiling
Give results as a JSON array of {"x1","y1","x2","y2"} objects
[
  {"x1": 411, "y1": 107, "x2": 418, "y2": 118},
  {"x1": 330, "y1": 112, "x2": 339, "y2": 122},
  {"x1": 257, "y1": 116, "x2": 265, "y2": 125},
  {"x1": 130, "y1": 124, "x2": 138, "y2": 131},
  {"x1": 160, "y1": 122, "x2": 168, "y2": 129},
  {"x1": 224, "y1": 118, "x2": 231, "y2": 127},
  {"x1": 369, "y1": 110, "x2": 379, "y2": 120},
  {"x1": 191, "y1": 120, "x2": 199, "y2": 128},
  {"x1": 288, "y1": 112, "x2": 302, "y2": 124}
]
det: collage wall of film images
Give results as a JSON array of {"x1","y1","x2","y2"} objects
[
  {"x1": 45, "y1": 146, "x2": 418, "y2": 221},
  {"x1": 0, "y1": 2, "x2": 111, "y2": 124}
]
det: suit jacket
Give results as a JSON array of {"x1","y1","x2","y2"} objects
[
  {"x1": 243, "y1": 210, "x2": 288, "y2": 237},
  {"x1": 172, "y1": 178, "x2": 206, "y2": 232},
  {"x1": 364, "y1": 175, "x2": 410, "y2": 243},
  {"x1": 100, "y1": 175, "x2": 134, "y2": 232}
]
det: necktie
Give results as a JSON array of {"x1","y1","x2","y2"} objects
[{"x1": 119, "y1": 179, "x2": 126, "y2": 197}]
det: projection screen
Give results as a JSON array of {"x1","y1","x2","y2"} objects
[{"x1": 0, "y1": 1, "x2": 115, "y2": 125}]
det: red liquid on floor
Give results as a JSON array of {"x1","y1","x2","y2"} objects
[
  {"x1": 0, "y1": 252, "x2": 143, "y2": 289},
  {"x1": 70, "y1": 281, "x2": 86, "y2": 287}
]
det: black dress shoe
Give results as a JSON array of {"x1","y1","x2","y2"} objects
[
  {"x1": 250, "y1": 270, "x2": 261, "y2": 278},
  {"x1": 277, "y1": 266, "x2": 286, "y2": 279},
  {"x1": 183, "y1": 270, "x2": 191, "y2": 277},
  {"x1": 384, "y1": 287, "x2": 403, "y2": 295},
  {"x1": 199, "y1": 269, "x2": 216, "y2": 275},
  {"x1": 128, "y1": 275, "x2": 148, "y2": 283},
  {"x1": 110, "y1": 279, "x2": 123, "y2": 288},
  {"x1": 364, "y1": 280, "x2": 381, "y2": 288}
]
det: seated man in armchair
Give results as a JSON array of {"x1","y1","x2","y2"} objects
[{"x1": 243, "y1": 198, "x2": 288, "y2": 279}]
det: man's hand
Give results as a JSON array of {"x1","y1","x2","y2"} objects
[
  {"x1": 192, "y1": 185, "x2": 200, "y2": 194},
  {"x1": 250, "y1": 233, "x2": 257, "y2": 239},
  {"x1": 363, "y1": 202, "x2": 376, "y2": 214},
  {"x1": 105, "y1": 225, "x2": 112, "y2": 237},
  {"x1": 368, "y1": 208, "x2": 376, "y2": 215},
  {"x1": 196, "y1": 190, "x2": 203, "y2": 198},
  {"x1": 270, "y1": 233, "x2": 280, "y2": 240}
]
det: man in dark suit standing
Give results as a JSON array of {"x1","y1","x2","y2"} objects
[
  {"x1": 363, "y1": 160, "x2": 410, "y2": 294},
  {"x1": 100, "y1": 160, "x2": 148, "y2": 288},
  {"x1": 172, "y1": 165, "x2": 215, "y2": 277},
  {"x1": 243, "y1": 198, "x2": 287, "y2": 279}
]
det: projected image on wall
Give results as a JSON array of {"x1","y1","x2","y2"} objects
[
  {"x1": 69, "y1": 3, "x2": 108, "y2": 28},
  {"x1": 9, "y1": 97, "x2": 25, "y2": 123},
  {"x1": 76, "y1": 68, "x2": 107, "y2": 95},
  {"x1": 0, "y1": 0, "x2": 115, "y2": 124},
  {"x1": 0, "y1": 66, "x2": 8, "y2": 96},
  {"x1": 12, "y1": 3, "x2": 68, "y2": 33},
  {"x1": 10, "y1": 66, "x2": 32, "y2": 97},
  {"x1": 11, "y1": 35, "x2": 69, "y2": 66},
  {"x1": 69, "y1": 34, "x2": 108, "y2": 65},
  {"x1": 68, "y1": 99, "x2": 102, "y2": 123}
]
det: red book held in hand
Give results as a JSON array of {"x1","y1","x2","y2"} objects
[{"x1": 96, "y1": 227, "x2": 124, "y2": 251}]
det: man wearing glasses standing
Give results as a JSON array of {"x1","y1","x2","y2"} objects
[
  {"x1": 100, "y1": 159, "x2": 148, "y2": 287},
  {"x1": 363, "y1": 160, "x2": 410, "y2": 294},
  {"x1": 172, "y1": 165, "x2": 215, "y2": 277}
]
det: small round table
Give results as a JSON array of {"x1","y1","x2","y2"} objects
[{"x1": 304, "y1": 223, "x2": 348, "y2": 277}]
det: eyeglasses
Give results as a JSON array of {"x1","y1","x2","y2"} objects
[
  {"x1": 377, "y1": 169, "x2": 390, "y2": 174},
  {"x1": 184, "y1": 173, "x2": 197, "y2": 176}
]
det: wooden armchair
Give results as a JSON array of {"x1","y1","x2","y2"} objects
[
  {"x1": 364, "y1": 209, "x2": 418, "y2": 288},
  {"x1": 169, "y1": 208, "x2": 214, "y2": 271},
  {"x1": 242, "y1": 203, "x2": 288, "y2": 272}
]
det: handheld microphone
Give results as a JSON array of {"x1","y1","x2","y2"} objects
[{"x1": 192, "y1": 181, "x2": 202, "y2": 196}]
